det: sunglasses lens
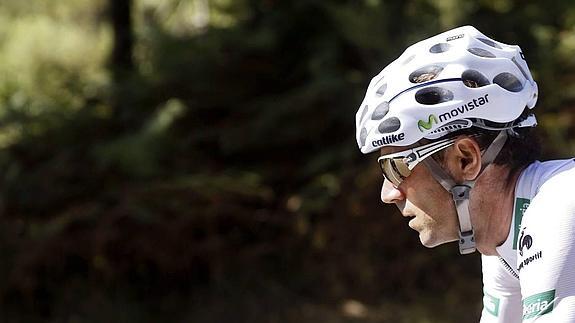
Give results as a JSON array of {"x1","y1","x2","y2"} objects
[{"x1": 380, "y1": 158, "x2": 411, "y2": 186}]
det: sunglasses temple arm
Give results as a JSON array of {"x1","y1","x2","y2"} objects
[{"x1": 406, "y1": 139, "x2": 456, "y2": 170}]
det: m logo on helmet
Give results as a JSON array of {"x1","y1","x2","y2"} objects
[{"x1": 418, "y1": 114, "x2": 438, "y2": 132}]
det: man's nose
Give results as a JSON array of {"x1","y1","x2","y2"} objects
[{"x1": 381, "y1": 179, "x2": 405, "y2": 204}]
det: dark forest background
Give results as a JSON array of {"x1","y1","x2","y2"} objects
[{"x1": 0, "y1": 0, "x2": 574, "y2": 322}]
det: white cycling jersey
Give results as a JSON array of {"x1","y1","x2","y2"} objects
[{"x1": 480, "y1": 158, "x2": 575, "y2": 322}]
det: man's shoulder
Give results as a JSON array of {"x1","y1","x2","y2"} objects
[
  {"x1": 531, "y1": 159, "x2": 575, "y2": 206},
  {"x1": 518, "y1": 158, "x2": 575, "y2": 243},
  {"x1": 519, "y1": 158, "x2": 575, "y2": 239},
  {"x1": 538, "y1": 159, "x2": 575, "y2": 189},
  {"x1": 519, "y1": 158, "x2": 575, "y2": 197}
]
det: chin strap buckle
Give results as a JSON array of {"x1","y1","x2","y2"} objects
[
  {"x1": 450, "y1": 184, "x2": 476, "y2": 254},
  {"x1": 458, "y1": 229, "x2": 476, "y2": 254}
]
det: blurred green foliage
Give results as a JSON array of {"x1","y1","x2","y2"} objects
[{"x1": 0, "y1": 0, "x2": 574, "y2": 322}]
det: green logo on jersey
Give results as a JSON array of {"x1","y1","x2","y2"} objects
[
  {"x1": 484, "y1": 292, "x2": 500, "y2": 317},
  {"x1": 417, "y1": 114, "x2": 438, "y2": 132},
  {"x1": 513, "y1": 197, "x2": 530, "y2": 250},
  {"x1": 523, "y1": 289, "x2": 555, "y2": 319}
]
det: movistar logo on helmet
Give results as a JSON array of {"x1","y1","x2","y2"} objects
[
  {"x1": 439, "y1": 94, "x2": 489, "y2": 122},
  {"x1": 417, "y1": 94, "x2": 489, "y2": 132},
  {"x1": 371, "y1": 133, "x2": 405, "y2": 147},
  {"x1": 418, "y1": 114, "x2": 438, "y2": 132}
]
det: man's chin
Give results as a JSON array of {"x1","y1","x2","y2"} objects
[{"x1": 419, "y1": 233, "x2": 459, "y2": 248}]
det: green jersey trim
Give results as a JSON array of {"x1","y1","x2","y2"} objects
[
  {"x1": 513, "y1": 197, "x2": 530, "y2": 250},
  {"x1": 483, "y1": 291, "x2": 500, "y2": 317},
  {"x1": 522, "y1": 289, "x2": 555, "y2": 320}
]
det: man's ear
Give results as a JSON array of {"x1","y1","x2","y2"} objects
[{"x1": 447, "y1": 137, "x2": 482, "y2": 182}]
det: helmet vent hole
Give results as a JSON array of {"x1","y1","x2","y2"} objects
[
  {"x1": 378, "y1": 117, "x2": 401, "y2": 134},
  {"x1": 371, "y1": 101, "x2": 389, "y2": 120},
  {"x1": 430, "y1": 43, "x2": 451, "y2": 53},
  {"x1": 409, "y1": 65, "x2": 444, "y2": 83},
  {"x1": 360, "y1": 127, "x2": 368, "y2": 147},
  {"x1": 511, "y1": 57, "x2": 530, "y2": 80},
  {"x1": 493, "y1": 72, "x2": 523, "y2": 92},
  {"x1": 477, "y1": 37, "x2": 502, "y2": 49},
  {"x1": 359, "y1": 104, "x2": 368, "y2": 123},
  {"x1": 461, "y1": 70, "x2": 490, "y2": 88},
  {"x1": 376, "y1": 83, "x2": 387, "y2": 96},
  {"x1": 415, "y1": 87, "x2": 454, "y2": 105},
  {"x1": 467, "y1": 47, "x2": 496, "y2": 58},
  {"x1": 402, "y1": 54, "x2": 416, "y2": 65}
]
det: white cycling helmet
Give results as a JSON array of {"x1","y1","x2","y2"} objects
[{"x1": 356, "y1": 25, "x2": 538, "y2": 154}]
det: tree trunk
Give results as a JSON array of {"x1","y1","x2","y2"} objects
[
  {"x1": 110, "y1": 0, "x2": 134, "y2": 78},
  {"x1": 108, "y1": 0, "x2": 135, "y2": 124}
]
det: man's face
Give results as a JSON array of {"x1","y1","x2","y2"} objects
[{"x1": 380, "y1": 146, "x2": 460, "y2": 247}]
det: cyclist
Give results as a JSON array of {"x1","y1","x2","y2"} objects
[{"x1": 355, "y1": 25, "x2": 575, "y2": 322}]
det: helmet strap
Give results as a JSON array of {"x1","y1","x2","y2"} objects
[{"x1": 423, "y1": 130, "x2": 508, "y2": 254}]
